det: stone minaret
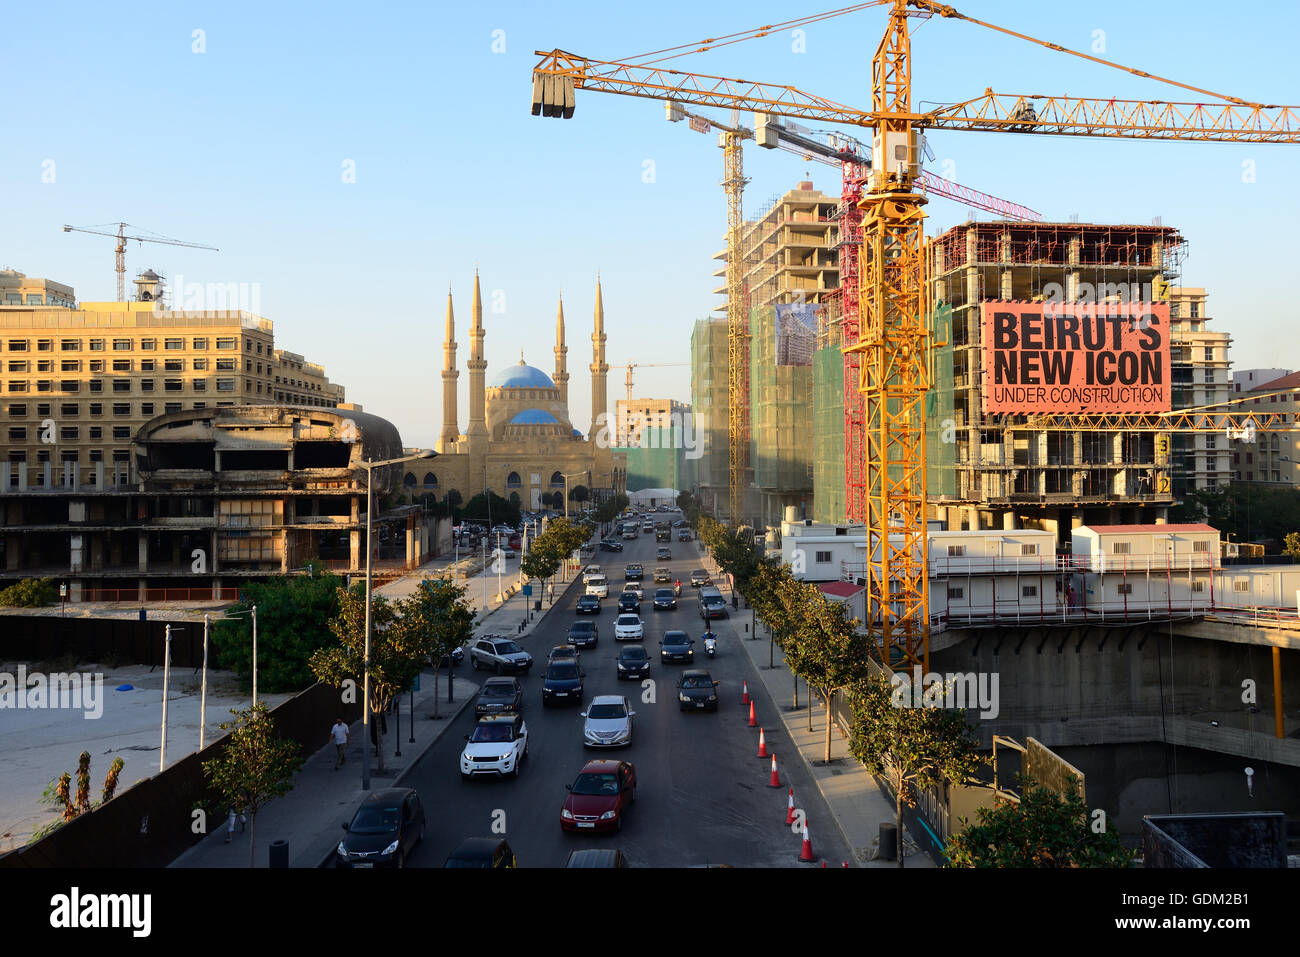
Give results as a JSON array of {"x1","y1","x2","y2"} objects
[
  {"x1": 554, "y1": 293, "x2": 569, "y2": 409},
  {"x1": 589, "y1": 276, "x2": 609, "y2": 440},
  {"x1": 466, "y1": 269, "x2": 488, "y2": 448},
  {"x1": 439, "y1": 285, "x2": 459, "y2": 451}
]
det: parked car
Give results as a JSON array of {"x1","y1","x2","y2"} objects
[
  {"x1": 656, "y1": 546, "x2": 672, "y2": 560},
  {"x1": 615, "y1": 644, "x2": 650, "y2": 680},
  {"x1": 659, "y1": 630, "x2": 694, "y2": 663},
  {"x1": 575, "y1": 595, "x2": 602, "y2": 615},
  {"x1": 599, "y1": 539, "x2": 624, "y2": 552},
  {"x1": 653, "y1": 566, "x2": 672, "y2": 583},
  {"x1": 653, "y1": 587, "x2": 677, "y2": 610},
  {"x1": 624, "y1": 563, "x2": 644, "y2": 581},
  {"x1": 460, "y1": 713, "x2": 528, "y2": 778},
  {"x1": 568, "y1": 620, "x2": 599, "y2": 648},
  {"x1": 337, "y1": 788, "x2": 425, "y2": 868},
  {"x1": 585, "y1": 575, "x2": 609, "y2": 598},
  {"x1": 614, "y1": 614, "x2": 644, "y2": 641},
  {"x1": 561, "y1": 759, "x2": 637, "y2": 833},
  {"x1": 689, "y1": 569, "x2": 711, "y2": 587},
  {"x1": 676, "y1": 670, "x2": 720, "y2": 712},
  {"x1": 444, "y1": 837, "x2": 516, "y2": 868},
  {"x1": 542, "y1": 658, "x2": 585, "y2": 706},
  {"x1": 474, "y1": 676, "x2": 524, "y2": 716},
  {"x1": 581, "y1": 694, "x2": 635, "y2": 748},
  {"x1": 470, "y1": 637, "x2": 533, "y2": 675},
  {"x1": 564, "y1": 848, "x2": 628, "y2": 868},
  {"x1": 617, "y1": 593, "x2": 640, "y2": 614}
]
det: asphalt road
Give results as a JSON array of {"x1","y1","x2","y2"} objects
[{"x1": 402, "y1": 514, "x2": 852, "y2": 868}]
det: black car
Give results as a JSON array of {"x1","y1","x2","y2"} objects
[
  {"x1": 624, "y1": 564, "x2": 644, "y2": 581},
  {"x1": 599, "y1": 540, "x2": 624, "y2": 552},
  {"x1": 541, "y1": 658, "x2": 585, "y2": 706},
  {"x1": 337, "y1": 788, "x2": 425, "y2": 868},
  {"x1": 659, "y1": 630, "x2": 695, "y2": 663},
  {"x1": 575, "y1": 595, "x2": 602, "y2": 615},
  {"x1": 676, "y1": 670, "x2": 720, "y2": 712},
  {"x1": 444, "y1": 837, "x2": 516, "y2": 868},
  {"x1": 475, "y1": 677, "x2": 524, "y2": 716},
  {"x1": 616, "y1": 644, "x2": 650, "y2": 681},
  {"x1": 565, "y1": 848, "x2": 628, "y2": 868},
  {"x1": 568, "y1": 620, "x2": 599, "y2": 648},
  {"x1": 617, "y1": 593, "x2": 640, "y2": 614},
  {"x1": 653, "y1": 588, "x2": 677, "y2": 610}
]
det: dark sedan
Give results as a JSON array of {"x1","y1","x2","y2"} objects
[
  {"x1": 616, "y1": 644, "x2": 650, "y2": 681},
  {"x1": 659, "y1": 630, "x2": 695, "y2": 663},
  {"x1": 676, "y1": 670, "x2": 720, "y2": 712},
  {"x1": 575, "y1": 595, "x2": 602, "y2": 615},
  {"x1": 568, "y1": 620, "x2": 599, "y2": 648},
  {"x1": 617, "y1": 593, "x2": 640, "y2": 613},
  {"x1": 599, "y1": 540, "x2": 625, "y2": 552},
  {"x1": 337, "y1": 788, "x2": 425, "y2": 868},
  {"x1": 653, "y1": 588, "x2": 677, "y2": 610},
  {"x1": 475, "y1": 677, "x2": 523, "y2": 717},
  {"x1": 541, "y1": 658, "x2": 585, "y2": 706}
]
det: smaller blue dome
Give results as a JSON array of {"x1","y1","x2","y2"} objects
[
  {"x1": 572, "y1": 429, "x2": 582, "y2": 437},
  {"x1": 510, "y1": 408, "x2": 559, "y2": 425}
]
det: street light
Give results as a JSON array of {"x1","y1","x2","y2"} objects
[
  {"x1": 561, "y1": 471, "x2": 587, "y2": 520},
  {"x1": 357, "y1": 448, "x2": 436, "y2": 791}
]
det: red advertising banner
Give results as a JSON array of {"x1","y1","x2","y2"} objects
[{"x1": 980, "y1": 301, "x2": 1172, "y2": 414}]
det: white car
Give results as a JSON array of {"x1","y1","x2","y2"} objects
[
  {"x1": 583, "y1": 565, "x2": 602, "y2": 583},
  {"x1": 581, "y1": 695, "x2": 635, "y2": 748},
  {"x1": 614, "y1": 614, "x2": 644, "y2": 641},
  {"x1": 460, "y1": 713, "x2": 528, "y2": 778},
  {"x1": 621, "y1": 582, "x2": 644, "y2": 601},
  {"x1": 586, "y1": 575, "x2": 609, "y2": 598}
]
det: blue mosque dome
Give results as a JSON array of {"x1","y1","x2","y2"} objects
[
  {"x1": 510, "y1": 408, "x2": 560, "y2": 425},
  {"x1": 490, "y1": 358, "x2": 555, "y2": 390}
]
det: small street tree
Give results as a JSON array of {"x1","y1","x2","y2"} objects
[
  {"x1": 201, "y1": 703, "x2": 304, "y2": 867},
  {"x1": 783, "y1": 589, "x2": 872, "y2": 762},
  {"x1": 396, "y1": 578, "x2": 477, "y2": 718},
  {"x1": 311, "y1": 585, "x2": 424, "y2": 775},
  {"x1": 946, "y1": 776, "x2": 1136, "y2": 868},
  {"x1": 847, "y1": 671, "x2": 985, "y2": 868},
  {"x1": 1283, "y1": 531, "x2": 1300, "y2": 560},
  {"x1": 35, "y1": 750, "x2": 126, "y2": 840}
]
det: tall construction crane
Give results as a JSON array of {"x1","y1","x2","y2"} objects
[
  {"x1": 531, "y1": 0, "x2": 1300, "y2": 671},
  {"x1": 62, "y1": 223, "x2": 218, "y2": 302},
  {"x1": 619, "y1": 360, "x2": 691, "y2": 402}
]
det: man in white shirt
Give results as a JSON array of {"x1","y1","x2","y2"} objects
[{"x1": 330, "y1": 717, "x2": 350, "y2": 770}]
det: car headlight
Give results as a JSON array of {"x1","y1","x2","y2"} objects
[
  {"x1": 382, "y1": 839, "x2": 399, "y2": 856},
  {"x1": 561, "y1": 808, "x2": 574, "y2": 820},
  {"x1": 618, "y1": 663, "x2": 627, "y2": 670},
  {"x1": 707, "y1": 694, "x2": 717, "y2": 701},
  {"x1": 337, "y1": 841, "x2": 348, "y2": 857},
  {"x1": 599, "y1": 810, "x2": 617, "y2": 820},
  {"x1": 680, "y1": 693, "x2": 691, "y2": 702}
]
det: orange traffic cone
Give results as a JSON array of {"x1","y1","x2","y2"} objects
[
  {"x1": 784, "y1": 788, "x2": 796, "y2": 825},
  {"x1": 799, "y1": 822, "x2": 815, "y2": 863},
  {"x1": 747, "y1": 700, "x2": 757, "y2": 728},
  {"x1": 757, "y1": 728, "x2": 769, "y2": 759},
  {"x1": 742, "y1": 680, "x2": 750, "y2": 705},
  {"x1": 768, "y1": 754, "x2": 781, "y2": 788}
]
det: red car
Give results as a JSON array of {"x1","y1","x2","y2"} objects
[{"x1": 560, "y1": 760, "x2": 637, "y2": 833}]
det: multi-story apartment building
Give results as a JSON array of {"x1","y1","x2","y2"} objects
[
  {"x1": 615, "y1": 397, "x2": 689, "y2": 447},
  {"x1": 1167, "y1": 287, "x2": 1232, "y2": 495},
  {"x1": 1, "y1": 271, "x2": 343, "y2": 490},
  {"x1": 688, "y1": 317, "x2": 730, "y2": 515},
  {"x1": 0, "y1": 269, "x2": 76, "y2": 308},
  {"x1": 1232, "y1": 369, "x2": 1300, "y2": 486},
  {"x1": 1234, "y1": 368, "x2": 1291, "y2": 394}
]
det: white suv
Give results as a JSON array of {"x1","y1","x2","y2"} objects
[
  {"x1": 614, "y1": 614, "x2": 644, "y2": 641},
  {"x1": 586, "y1": 575, "x2": 609, "y2": 598},
  {"x1": 460, "y1": 713, "x2": 529, "y2": 778}
]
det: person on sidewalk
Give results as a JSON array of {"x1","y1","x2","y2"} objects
[
  {"x1": 330, "y1": 717, "x2": 350, "y2": 770},
  {"x1": 225, "y1": 807, "x2": 246, "y2": 843}
]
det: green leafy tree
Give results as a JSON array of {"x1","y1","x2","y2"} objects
[
  {"x1": 444, "y1": 488, "x2": 463, "y2": 513},
  {"x1": 394, "y1": 578, "x2": 477, "y2": 718},
  {"x1": 459, "y1": 490, "x2": 520, "y2": 528},
  {"x1": 946, "y1": 777, "x2": 1136, "y2": 868},
  {"x1": 34, "y1": 750, "x2": 125, "y2": 840},
  {"x1": 311, "y1": 585, "x2": 423, "y2": 775},
  {"x1": 212, "y1": 564, "x2": 344, "y2": 693},
  {"x1": 201, "y1": 703, "x2": 304, "y2": 867},
  {"x1": 0, "y1": 577, "x2": 59, "y2": 608},
  {"x1": 1283, "y1": 531, "x2": 1300, "y2": 560},
  {"x1": 783, "y1": 588, "x2": 872, "y2": 762},
  {"x1": 847, "y1": 671, "x2": 985, "y2": 868}
]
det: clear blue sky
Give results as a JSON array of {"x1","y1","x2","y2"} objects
[{"x1": 3, "y1": 1, "x2": 1297, "y2": 448}]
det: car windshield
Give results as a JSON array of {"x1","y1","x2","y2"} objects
[
  {"x1": 617, "y1": 615, "x2": 639, "y2": 625},
  {"x1": 620, "y1": 647, "x2": 647, "y2": 661},
  {"x1": 656, "y1": 589, "x2": 673, "y2": 598},
  {"x1": 705, "y1": 598, "x2": 725, "y2": 607},
  {"x1": 570, "y1": 623, "x2": 593, "y2": 633},
  {"x1": 349, "y1": 804, "x2": 400, "y2": 834},
  {"x1": 588, "y1": 703, "x2": 626, "y2": 719},
  {"x1": 692, "y1": 570, "x2": 707, "y2": 577},
  {"x1": 572, "y1": 772, "x2": 620, "y2": 795},
  {"x1": 470, "y1": 724, "x2": 514, "y2": 743},
  {"x1": 682, "y1": 676, "x2": 714, "y2": 689},
  {"x1": 589, "y1": 577, "x2": 606, "y2": 585},
  {"x1": 494, "y1": 641, "x2": 522, "y2": 655},
  {"x1": 547, "y1": 663, "x2": 579, "y2": 679},
  {"x1": 481, "y1": 683, "x2": 515, "y2": 698},
  {"x1": 664, "y1": 632, "x2": 688, "y2": 645}
]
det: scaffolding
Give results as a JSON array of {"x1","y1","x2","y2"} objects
[{"x1": 749, "y1": 305, "x2": 814, "y2": 524}]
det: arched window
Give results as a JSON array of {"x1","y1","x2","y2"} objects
[
  {"x1": 403, "y1": 472, "x2": 417, "y2": 487},
  {"x1": 423, "y1": 472, "x2": 437, "y2": 489},
  {"x1": 550, "y1": 470, "x2": 564, "y2": 488},
  {"x1": 506, "y1": 471, "x2": 521, "y2": 488}
]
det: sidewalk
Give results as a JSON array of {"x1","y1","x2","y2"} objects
[
  {"x1": 171, "y1": 559, "x2": 583, "y2": 868},
  {"x1": 699, "y1": 546, "x2": 936, "y2": 869}
]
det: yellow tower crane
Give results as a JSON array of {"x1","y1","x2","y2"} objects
[
  {"x1": 619, "y1": 361, "x2": 691, "y2": 403},
  {"x1": 62, "y1": 222, "x2": 218, "y2": 303},
  {"x1": 531, "y1": 0, "x2": 1300, "y2": 671}
]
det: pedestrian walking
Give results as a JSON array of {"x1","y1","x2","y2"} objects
[
  {"x1": 330, "y1": 717, "x2": 350, "y2": 770},
  {"x1": 225, "y1": 806, "x2": 246, "y2": 843}
]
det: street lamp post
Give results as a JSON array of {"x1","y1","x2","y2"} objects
[{"x1": 359, "y1": 448, "x2": 435, "y2": 791}]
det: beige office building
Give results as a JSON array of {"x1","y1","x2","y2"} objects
[
  {"x1": 1, "y1": 271, "x2": 343, "y2": 490},
  {"x1": 616, "y1": 398, "x2": 689, "y2": 447}
]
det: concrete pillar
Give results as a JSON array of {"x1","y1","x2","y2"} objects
[
  {"x1": 43, "y1": 461, "x2": 52, "y2": 488},
  {"x1": 1000, "y1": 268, "x2": 1013, "y2": 300},
  {"x1": 965, "y1": 266, "x2": 979, "y2": 305},
  {"x1": 72, "y1": 463, "x2": 80, "y2": 489},
  {"x1": 406, "y1": 521, "x2": 415, "y2": 570},
  {"x1": 69, "y1": 581, "x2": 82, "y2": 602},
  {"x1": 1003, "y1": 511, "x2": 1017, "y2": 531},
  {"x1": 95, "y1": 461, "x2": 105, "y2": 489},
  {"x1": 17, "y1": 465, "x2": 27, "y2": 491},
  {"x1": 213, "y1": 449, "x2": 222, "y2": 473},
  {"x1": 1154, "y1": 507, "x2": 1168, "y2": 525},
  {"x1": 1043, "y1": 514, "x2": 1061, "y2": 546},
  {"x1": 1071, "y1": 509, "x2": 1084, "y2": 531},
  {"x1": 137, "y1": 578, "x2": 147, "y2": 603},
  {"x1": 4, "y1": 534, "x2": 19, "y2": 570},
  {"x1": 138, "y1": 531, "x2": 148, "y2": 572},
  {"x1": 350, "y1": 530, "x2": 361, "y2": 571},
  {"x1": 968, "y1": 507, "x2": 982, "y2": 531}
]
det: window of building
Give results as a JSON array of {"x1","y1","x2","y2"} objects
[
  {"x1": 36, "y1": 380, "x2": 52, "y2": 393},
  {"x1": 193, "y1": 358, "x2": 208, "y2": 371},
  {"x1": 139, "y1": 338, "x2": 156, "y2": 350},
  {"x1": 1192, "y1": 540, "x2": 1208, "y2": 553},
  {"x1": 112, "y1": 338, "x2": 132, "y2": 351},
  {"x1": 1234, "y1": 579, "x2": 1249, "y2": 593},
  {"x1": 60, "y1": 403, "x2": 79, "y2": 417},
  {"x1": 112, "y1": 426, "x2": 131, "y2": 439},
  {"x1": 88, "y1": 379, "x2": 103, "y2": 393},
  {"x1": 112, "y1": 379, "x2": 130, "y2": 393},
  {"x1": 947, "y1": 587, "x2": 964, "y2": 600},
  {"x1": 112, "y1": 449, "x2": 129, "y2": 462},
  {"x1": 1246, "y1": 452, "x2": 1253, "y2": 464},
  {"x1": 1247, "y1": 471, "x2": 1254, "y2": 480},
  {"x1": 256, "y1": 341, "x2": 262, "y2": 354},
  {"x1": 216, "y1": 358, "x2": 236, "y2": 370},
  {"x1": 1191, "y1": 579, "x2": 1205, "y2": 593},
  {"x1": 193, "y1": 379, "x2": 207, "y2": 391},
  {"x1": 60, "y1": 360, "x2": 80, "y2": 372},
  {"x1": 216, "y1": 337, "x2": 237, "y2": 350},
  {"x1": 113, "y1": 403, "x2": 131, "y2": 416},
  {"x1": 245, "y1": 339, "x2": 252, "y2": 351},
  {"x1": 59, "y1": 381, "x2": 79, "y2": 393},
  {"x1": 89, "y1": 339, "x2": 105, "y2": 351},
  {"x1": 815, "y1": 550, "x2": 832, "y2": 564},
  {"x1": 1020, "y1": 543, "x2": 1037, "y2": 555},
  {"x1": 7, "y1": 360, "x2": 28, "y2": 372},
  {"x1": 1022, "y1": 585, "x2": 1038, "y2": 597},
  {"x1": 422, "y1": 472, "x2": 437, "y2": 489},
  {"x1": 88, "y1": 360, "x2": 104, "y2": 373},
  {"x1": 60, "y1": 450, "x2": 78, "y2": 463},
  {"x1": 245, "y1": 379, "x2": 252, "y2": 391},
  {"x1": 946, "y1": 545, "x2": 965, "y2": 557},
  {"x1": 7, "y1": 427, "x2": 26, "y2": 441},
  {"x1": 164, "y1": 338, "x2": 184, "y2": 350},
  {"x1": 165, "y1": 379, "x2": 183, "y2": 392},
  {"x1": 193, "y1": 402, "x2": 206, "y2": 410},
  {"x1": 164, "y1": 402, "x2": 183, "y2": 414},
  {"x1": 1190, "y1": 302, "x2": 1200, "y2": 318},
  {"x1": 8, "y1": 381, "x2": 28, "y2": 392},
  {"x1": 88, "y1": 449, "x2": 102, "y2": 462},
  {"x1": 1111, "y1": 542, "x2": 1131, "y2": 554},
  {"x1": 36, "y1": 449, "x2": 49, "y2": 463},
  {"x1": 256, "y1": 382, "x2": 262, "y2": 394},
  {"x1": 8, "y1": 404, "x2": 26, "y2": 416},
  {"x1": 140, "y1": 379, "x2": 155, "y2": 392},
  {"x1": 1274, "y1": 470, "x2": 1282, "y2": 482},
  {"x1": 1117, "y1": 583, "x2": 1133, "y2": 595},
  {"x1": 192, "y1": 337, "x2": 208, "y2": 350},
  {"x1": 506, "y1": 471, "x2": 521, "y2": 488},
  {"x1": 37, "y1": 403, "x2": 51, "y2": 417},
  {"x1": 245, "y1": 359, "x2": 252, "y2": 372},
  {"x1": 36, "y1": 359, "x2": 53, "y2": 373},
  {"x1": 89, "y1": 403, "x2": 102, "y2": 416},
  {"x1": 36, "y1": 339, "x2": 52, "y2": 352},
  {"x1": 60, "y1": 426, "x2": 78, "y2": 440},
  {"x1": 164, "y1": 358, "x2": 183, "y2": 372},
  {"x1": 216, "y1": 378, "x2": 235, "y2": 392},
  {"x1": 89, "y1": 426, "x2": 102, "y2": 439}
]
